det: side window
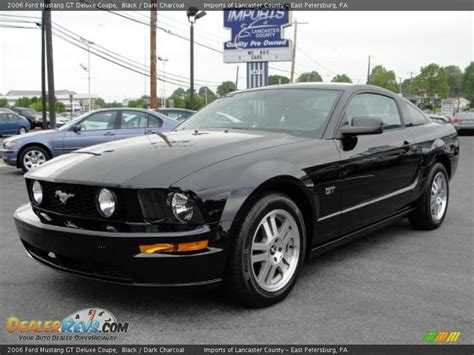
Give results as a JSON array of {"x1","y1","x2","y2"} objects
[
  {"x1": 80, "y1": 111, "x2": 117, "y2": 131},
  {"x1": 404, "y1": 103, "x2": 428, "y2": 126},
  {"x1": 8, "y1": 114, "x2": 18, "y2": 121},
  {"x1": 121, "y1": 111, "x2": 148, "y2": 129},
  {"x1": 346, "y1": 93, "x2": 402, "y2": 130},
  {"x1": 148, "y1": 114, "x2": 162, "y2": 128},
  {"x1": 0, "y1": 114, "x2": 7, "y2": 122}
]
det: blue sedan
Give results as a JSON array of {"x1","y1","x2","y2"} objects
[
  {"x1": 1, "y1": 108, "x2": 178, "y2": 172},
  {"x1": 0, "y1": 110, "x2": 31, "y2": 136}
]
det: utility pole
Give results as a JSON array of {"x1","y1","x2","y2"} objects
[
  {"x1": 40, "y1": 12, "x2": 47, "y2": 129},
  {"x1": 44, "y1": 0, "x2": 56, "y2": 128},
  {"x1": 407, "y1": 72, "x2": 416, "y2": 96},
  {"x1": 290, "y1": 20, "x2": 308, "y2": 83},
  {"x1": 158, "y1": 57, "x2": 168, "y2": 108},
  {"x1": 398, "y1": 77, "x2": 402, "y2": 94},
  {"x1": 235, "y1": 66, "x2": 239, "y2": 88},
  {"x1": 205, "y1": 87, "x2": 208, "y2": 105},
  {"x1": 150, "y1": 1, "x2": 157, "y2": 109},
  {"x1": 367, "y1": 55, "x2": 372, "y2": 85},
  {"x1": 187, "y1": 8, "x2": 207, "y2": 110},
  {"x1": 79, "y1": 38, "x2": 93, "y2": 112}
]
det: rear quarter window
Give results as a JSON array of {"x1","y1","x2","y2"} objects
[{"x1": 404, "y1": 103, "x2": 429, "y2": 126}]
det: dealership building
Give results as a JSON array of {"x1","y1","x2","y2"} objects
[{"x1": 0, "y1": 90, "x2": 98, "y2": 112}]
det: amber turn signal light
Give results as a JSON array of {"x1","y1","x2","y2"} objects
[{"x1": 139, "y1": 240, "x2": 208, "y2": 254}]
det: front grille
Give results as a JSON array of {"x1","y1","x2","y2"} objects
[{"x1": 27, "y1": 180, "x2": 143, "y2": 222}]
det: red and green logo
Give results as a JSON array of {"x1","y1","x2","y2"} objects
[{"x1": 423, "y1": 331, "x2": 461, "y2": 343}]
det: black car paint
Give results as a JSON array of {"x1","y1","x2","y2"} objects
[{"x1": 14, "y1": 84, "x2": 459, "y2": 286}]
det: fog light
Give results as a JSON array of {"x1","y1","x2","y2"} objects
[
  {"x1": 97, "y1": 188, "x2": 116, "y2": 218},
  {"x1": 139, "y1": 240, "x2": 208, "y2": 254},
  {"x1": 31, "y1": 180, "x2": 43, "y2": 205}
]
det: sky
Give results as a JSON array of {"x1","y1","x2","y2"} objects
[{"x1": 0, "y1": 10, "x2": 472, "y2": 102}]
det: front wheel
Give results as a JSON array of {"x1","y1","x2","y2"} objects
[
  {"x1": 19, "y1": 146, "x2": 50, "y2": 173},
  {"x1": 409, "y1": 163, "x2": 449, "y2": 230},
  {"x1": 18, "y1": 127, "x2": 27, "y2": 135},
  {"x1": 225, "y1": 193, "x2": 306, "y2": 307}
]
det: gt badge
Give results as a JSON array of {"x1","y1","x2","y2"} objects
[{"x1": 325, "y1": 186, "x2": 336, "y2": 195}]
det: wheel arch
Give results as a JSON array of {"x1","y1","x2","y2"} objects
[
  {"x1": 16, "y1": 143, "x2": 52, "y2": 168},
  {"x1": 219, "y1": 161, "x2": 317, "y2": 259}
]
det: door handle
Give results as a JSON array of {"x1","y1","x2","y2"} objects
[
  {"x1": 103, "y1": 132, "x2": 114, "y2": 136},
  {"x1": 146, "y1": 130, "x2": 156, "y2": 134}
]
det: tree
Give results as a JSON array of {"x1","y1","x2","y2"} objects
[
  {"x1": 444, "y1": 65, "x2": 463, "y2": 97},
  {"x1": 55, "y1": 101, "x2": 65, "y2": 113},
  {"x1": 331, "y1": 74, "x2": 352, "y2": 83},
  {"x1": 0, "y1": 98, "x2": 8, "y2": 108},
  {"x1": 297, "y1": 71, "x2": 322, "y2": 83},
  {"x1": 15, "y1": 97, "x2": 32, "y2": 107},
  {"x1": 369, "y1": 65, "x2": 398, "y2": 92},
  {"x1": 413, "y1": 64, "x2": 449, "y2": 98},
  {"x1": 268, "y1": 75, "x2": 290, "y2": 85},
  {"x1": 95, "y1": 97, "x2": 106, "y2": 108},
  {"x1": 168, "y1": 87, "x2": 186, "y2": 108},
  {"x1": 127, "y1": 99, "x2": 145, "y2": 108},
  {"x1": 401, "y1": 78, "x2": 412, "y2": 96},
  {"x1": 217, "y1": 81, "x2": 237, "y2": 97},
  {"x1": 198, "y1": 86, "x2": 217, "y2": 105},
  {"x1": 461, "y1": 62, "x2": 474, "y2": 104}
]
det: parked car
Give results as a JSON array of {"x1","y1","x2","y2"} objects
[
  {"x1": 429, "y1": 115, "x2": 451, "y2": 125},
  {"x1": 451, "y1": 112, "x2": 474, "y2": 133},
  {"x1": 156, "y1": 108, "x2": 195, "y2": 122},
  {"x1": 11, "y1": 107, "x2": 39, "y2": 128},
  {"x1": 1, "y1": 108, "x2": 177, "y2": 172},
  {"x1": 0, "y1": 111, "x2": 31, "y2": 136},
  {"x1": 13, "y1": 84, "x2": 459, "y2": 307}
]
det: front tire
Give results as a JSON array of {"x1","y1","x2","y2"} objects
[
  {"x1": 19, "y1": 146, "x2": 50, "y2": 173},
  {"x1": 409, "y1": 163, "x2": 449, "y2": 230},
  {"x1": 18, "y1": 127, "x2": 27, "y2": 135},
  {"x1": 225, "y1": 193, "x2": 306, "y2": 307}
]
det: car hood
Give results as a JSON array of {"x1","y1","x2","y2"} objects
[
  {"x1": 26, "y1": 130, "x2": 309, "y2": 188},
  {"x1": 4, "y1": 129, "x2": 58, "y2": 142}
]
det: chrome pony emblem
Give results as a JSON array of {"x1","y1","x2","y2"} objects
[{"x1": 55, "y1": 190, "x2": 75, "y2": 204}]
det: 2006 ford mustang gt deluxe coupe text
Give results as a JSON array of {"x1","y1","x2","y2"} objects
[{"x1": 14, "y1": 84, "x2": 459, "y2": 307}]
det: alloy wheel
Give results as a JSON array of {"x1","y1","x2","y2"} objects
[
  {"x1": 23, "y1": 150, "x2": 47, "y2": 171},
  {"x1": 430, "y1": 172, "x2": 448, "y2": 222},
  {"x1": 250, "y1": 209, "x2": 300, "y2": 292}
]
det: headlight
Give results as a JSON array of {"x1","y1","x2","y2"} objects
[
  {"x1": 4, "y1": 140, "x2": 17, "y2": 150},
  {"x1": 170, "y1": 192, "x2": 194, "y2": 222},
  {"x1": 97, "y1": 188, "x2": 116, "y2": 218},
  {"x1": 31, "y1": 180, "x2": 43, "y2": 205}
]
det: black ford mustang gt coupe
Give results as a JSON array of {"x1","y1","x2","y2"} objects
[{"x1": 14, "y1": 83, "x2": 459, "y2": 307}]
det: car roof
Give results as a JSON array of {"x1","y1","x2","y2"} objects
[{"x1": 231, "y1": 82, "x2": 397, "y2": 96}]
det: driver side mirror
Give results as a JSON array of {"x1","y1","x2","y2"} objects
[
  {"x1": 72, "y1": 124, "x2": 81, "y2": 133},
  {"x1": 340, "y1": 116, "x2": 384, "y2": 137}
]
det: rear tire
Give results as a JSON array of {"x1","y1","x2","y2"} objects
[
  {"x1": 224, "y1": 193, "x2": 306, "y2": 307},
  {"x1": 19, "y1": 146, "x2": 51, "y2": 173},
  {"x1": 409, "y1": 163, "x2": 449, "y2": 230}
]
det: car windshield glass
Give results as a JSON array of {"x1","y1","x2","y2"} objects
[
  {"x1": 58, "y1": 113, "x2": 90, "y2": 131},
  {"x1": 22, "y1": 109, "x2": 36, "y2": 116},
  {"x1": 179, "y1": 89, "x2": 340, "y2": 133}
]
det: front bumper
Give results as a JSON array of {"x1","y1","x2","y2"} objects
[
  {"x1": 0, "y1": 149, "x2": 17, "y2": 166},
  {"x1": 14, "y1": 204, "x2": 225, "y2": 286}
]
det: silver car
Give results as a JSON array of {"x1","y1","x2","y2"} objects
[{"x1": 452, "y1": 112, "x2": 474, "y2": 133}]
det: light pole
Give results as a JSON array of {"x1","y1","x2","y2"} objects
[
  {"x1": 158, "y1": 56, "x2": 168, "y2": 108},
  {"x1": 187, "y1": 7, "x2": 206, "y2": 110},
  {"x1": 80, "y1": 37, "x2": 93, "y2": 111}
]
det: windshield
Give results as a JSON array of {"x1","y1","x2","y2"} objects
[
  {"x1": 179, "y1": 89, "x2": 341, "y2": 133},
  {"x1": 58, "y1": 113, "x2": 90, "y2": 131}
]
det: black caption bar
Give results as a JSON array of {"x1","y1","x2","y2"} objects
[
  {"x1": 1, "y1": 0, "x2": 473, "y2": 11},
  {"x1": 0, "y1": 345, "x2": 473, "y2": 355}
]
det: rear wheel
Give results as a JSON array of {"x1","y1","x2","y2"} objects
[
  {"x1": 19, "y1": 146, "x2": 50, "y2": 172},
  {"x1": 225, "y1": 193, "x2": 306, "y2": 307},
  {"x1": 409, "y1": 163, "x2": 449, "y2": 230}
]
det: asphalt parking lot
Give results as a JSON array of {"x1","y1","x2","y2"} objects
[{"x1": 0, "y1": 136, "x2": 472, "y2": 345}]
